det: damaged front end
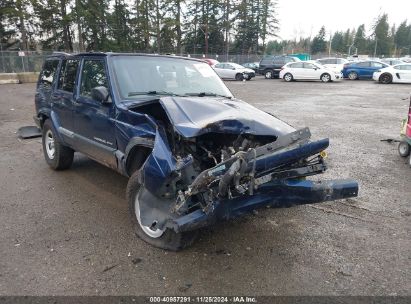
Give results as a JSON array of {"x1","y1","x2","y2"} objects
[{"x1": 133, "y1": 99, "x2": 358, "y2": 233}]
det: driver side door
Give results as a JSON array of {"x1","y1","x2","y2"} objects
[{"x1": 73, "y1": 58, "x2": 117, "y2": 169}]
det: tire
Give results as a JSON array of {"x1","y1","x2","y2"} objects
[
  {"x1": 283, "y1": 73, "x2": 293, "y2": 82},
  {"x1": 398, "y1": 141, "x2": 410, "y2": 157},
  {"x1": 348, "y1": 71, "x2": 358, "y2": 80},
  {"x1": 126, "y1": 170, "x2": 198, "y2": 251},
  {"x1": 264, "y1": 70, "x2": 273, "y2": 79},
  {"x1": 379, "y1": 73, "x2": 392, "y2": 84},
  {"x1": 42, "y1": 119, "x2": 74, "y2": 170},
  {"x1": 235, "y1": 73, "x2": 244, "y2": 81},
  {"x1": 321, "y1": 73, "x2": 331, "y2": 83}
]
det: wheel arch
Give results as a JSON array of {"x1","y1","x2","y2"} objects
[{"x1": 125, "y1": 137, "x2": 154, "y2": 176}]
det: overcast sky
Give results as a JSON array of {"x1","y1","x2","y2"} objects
[{"x1": 276, "y1": 0, "x2": 411, "y2": 40}]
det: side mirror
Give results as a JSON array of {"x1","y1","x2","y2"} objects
[{"x1": 91, "y1": 86, "x2": 111, "y2": 104}]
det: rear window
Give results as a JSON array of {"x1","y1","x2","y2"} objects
[
  {"x1": 39, "y1": 59, "x2": 59, "y2": 87},
  {"x1": 58, "y1": 59, "x2": 80, "y2": 93}
]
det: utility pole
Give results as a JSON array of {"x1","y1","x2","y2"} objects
[
  {"x1": 373, "y1": 37, "x2": 378, "y2": 58},
  {"x1": 328, "y1": 32, "x2": 332, "y2": 56}
]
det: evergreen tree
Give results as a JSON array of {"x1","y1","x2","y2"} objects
[{"x1": 311, "y1": 26, "x2": 326, "y2": 54}]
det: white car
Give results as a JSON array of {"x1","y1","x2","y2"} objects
[
  {"x1": 372, "y1": 63, "x2": 411, "y2": 84},
  {"x1": 316, "y1": 57, "x2": 349, "y2": 73},
  {"x1": 213, "y1": 62, "x2": 255, "y2": 81},
  {"x1": 279, "y1": 61, "x2": 342, "y2": 82}
]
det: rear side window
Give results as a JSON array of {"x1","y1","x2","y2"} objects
[
  {"x1": 260, "y1": 57, "x2": 273, "y2": 65},
  {"x1": 357, "y1": 62, "x2": 370, "y2": 67},
  {"x1": 39, "y1": 59, "x2": 59, "y2": 87},
  {"x1": 80, "y1": 60, "x2": 108, "y2": 98},
  {"x1": 290, "y1": 62, "x2": 303, "y2": 68},
  {"x1": 273, "y1": 57, "x2": 285, "y2": 64},
  {"x1": 58, "y1": 59, "x2": 80, "y2": 93},
  {"x1": 371, "y1": 62, "x2": 384, "y2": 68}
]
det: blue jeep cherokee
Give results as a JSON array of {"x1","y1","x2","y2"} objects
[{"x1": 35, "y1": 52, "x2": 358, "y2": 250}]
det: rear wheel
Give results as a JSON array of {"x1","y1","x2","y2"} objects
[
  {"x1": 42, "y1": 119, "x2": 74, "y2": 170},
  {"x1": 398, "y1": 141, "x2": 410, "y2": 157},
  {"x1": 379, "y1": 73, "x2": 392, "y2": 84},
  {"x1": 321, "y1": 73, "x2": 331, "y2": 82},
  {"x1": 126, "y1": 170, "x2": 198, "y2": 251},
  {"x1": 235, "y1": 73, "x2": 244, "y2": 81},
  {"x1": 348, "y1": 71, "x2": 358, "y2": 80},
  {"x1": 283, "y1": 73, "x2": 293, "y2": 82},
  {"x1": 264, "y1": 70, "x2": 273, "y2": 79}
]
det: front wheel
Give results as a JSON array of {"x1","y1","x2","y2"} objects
[
  {"x1": 283, "y1": 73, "x2": 293, "y2": 82},
  {"x1": 42, "y1": 119, "x2": 74, "y2": 170},
  {"x1": 379, "y1": 73, "x2": 392, "y2": 84},
  {"x1": 126, "y1": 171, "x2": 198, "y2": 251},
  {"x1": 235, "y1": 73, "x2": 244, "y2": 81},
  {"x1": 321, "y1": 73, "x2": 331, "y2": 82},
  {"x1": 398, "y1": 141, "x2": 410, "y2": 157}
]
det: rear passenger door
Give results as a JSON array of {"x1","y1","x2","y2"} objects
[
  {"x1": 36, "y1": 58, "x2": 60, "y2": 113},
  {"x1": 52, "y1": 59, "x2": 80, "y2": 146},
  {"x1": 356, "y1": 62, "x2": 372, "y2": 77},
  {"x1": 73, "y1": 58, "x2": 117, "y2": 169}
]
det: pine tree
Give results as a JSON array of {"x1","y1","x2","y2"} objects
[{"x1": 311, "y1": 26, "x2": 326, "y2": 54}]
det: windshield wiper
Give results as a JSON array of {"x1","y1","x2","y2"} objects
[
  {"x1": 128, "y1": 90, "x2": 184, "y2": 97},
  {"x1": 185, "y1": 92, "x2": 232, "y2": 99}
]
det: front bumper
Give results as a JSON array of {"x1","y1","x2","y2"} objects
[{"x1": 169, "y1": 178, "x2": 358, "y2": 232}]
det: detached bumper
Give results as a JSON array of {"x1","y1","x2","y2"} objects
[{"x1": 169, "y1": 178, "x2": 358, "y2": 232}]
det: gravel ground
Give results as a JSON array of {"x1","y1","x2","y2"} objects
[{"x1": 0, "y1": 78, "x2": 410, "y2": 296}]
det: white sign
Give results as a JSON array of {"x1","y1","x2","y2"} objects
[{"x1": 18, "y1": 51, "x2": 25, "y2": 57}]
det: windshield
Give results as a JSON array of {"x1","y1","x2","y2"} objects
[{"x1": 111, "y1": 56, "x2": 233, "y2": 99}]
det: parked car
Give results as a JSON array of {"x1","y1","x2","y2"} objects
[
  {"x1": 279, "y1": 61, "x2": 342, "y2": 82},
  {"x1": 203, "y1": 58, "x2": 219, "y2": 66},
  {"x1": 34, "y1": 52, "x2": 358, "y2": 250},
  {"x1": 381, "y1": 58, "x2": 404, "y2": 66},
  {"x1": 316, "y1": 57, "x2": 349, "y2": 72},
  {"x1": 213, "y1": 62, "x2": 255, "y2": 80},
  {"x1": 342, "y1": 61, "x2": 389, "y2": 80},
  {"x1": 372, "y1": 63, "x2": 411, "y2": 84},
  {"x1": 258, "y1": 55, "x2": 300, "y2": 79},
  {"x1": 242, "y1": 62, "x2": 259, "y2": 72}
]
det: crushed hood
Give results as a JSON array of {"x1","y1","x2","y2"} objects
[{"x1": 157, "y1": 96, "x2": 295, "y2": 138}]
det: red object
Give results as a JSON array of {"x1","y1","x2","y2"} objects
[
  {"x1": 203, "y1": 58, "x2": 219, "y2": 66},
  {"x1": 406, "y1": 96, "x2": 411, "y2": 138}
]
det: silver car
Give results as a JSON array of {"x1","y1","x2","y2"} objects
[{"x1": 213, "y1": 62, "x2": 256, "y2": 81}]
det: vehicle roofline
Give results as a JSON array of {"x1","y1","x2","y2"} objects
[{"x1": 45, "y1": 52, "x2": 206, "y2": 63}]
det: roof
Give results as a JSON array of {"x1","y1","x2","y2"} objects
[{"x1": 47, "y1": 52, "x2": 204, "y2": 63}]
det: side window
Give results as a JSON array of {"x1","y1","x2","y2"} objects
[
  {"x1": 40, "y1": 59, "x2": 59, "y2": 87},
  {"x1": 214, "y1": 63, "x2": 224, "y2": 69},
  {"x1": 371, "y1": 62, "x2": 384, "y2": 68},
  {"x1": 58, "y1": 59, "x2": 79, "y2": 93},
  {"x1": 357, "y1": 62, "x2": 370, "y2": 67},
  {"x1": 80, "y1": 60, "x2": 108, "y2": 98},
  {"x1": 290, "y1": 62, "x2": 303, "y2": 68},
  {"x1": 304, "y1": 63, "x2": 316, "y2": 69},
  {"x1": 284, "y1": 57, "x2": 294, "y2": 63},
  {"x1": 225, "y1": 64, "x2": 233, "y2": 69}
]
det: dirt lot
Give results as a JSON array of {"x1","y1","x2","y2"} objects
[{"x1": 0, "y1": 78, "x2": 410, "y2": 296}]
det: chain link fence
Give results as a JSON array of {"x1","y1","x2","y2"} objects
[
  {"x1": 0, "y1": 51, "x2": 352, "y2": 74},
  {"x1": 0, "y1": 51, "x2": 53, "y2": 73}
]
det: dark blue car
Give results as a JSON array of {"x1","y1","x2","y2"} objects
[
  {"x1": 35, "y1": 52, "x2": 358, "y2": 250},
  {"x1": 342, "y1": 61, "x2": 389, "y2": 80}
]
